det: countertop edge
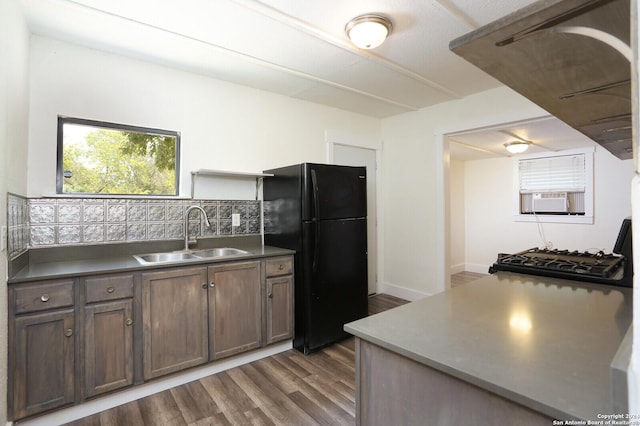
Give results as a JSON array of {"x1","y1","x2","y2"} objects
[
  {"x1": 344, "y1": 323, "x2": 573, "y2": 421},
  {"x1": 8, "y1": 245, "x2": 295, "y2": 283},
  {"x1": 611, "y1": 325, "x2": 633, "y2": 414},
  {"x1": 345, "y1": 273, "x2": 633, "y2": 421}
]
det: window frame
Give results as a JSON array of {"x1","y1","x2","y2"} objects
[
  {"x1": 513, "y1": 147, "x2": 594, "y2": 224},
  {"x1": 56, "y1": 116, "x2": 181, "y2": 197}
]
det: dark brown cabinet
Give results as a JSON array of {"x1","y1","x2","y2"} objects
[
  {"x1": 9, "y1": 279, "x2": 76, "y2": 420},
  {"x1": 208, "y1": 261, "x2": 262, "y2": 359},
  {"x1": 8, "y1": 254, "x2": 294, "y2": 421},
  {"x1": 82, "y1": 273, "x2": 135, "y2": 398},
  {"x1": 141, "y1": 267, "x2": 209, "y2": 380},
  {"x1": 264, "y1": 257, "x2": 294, "y2": 344}
]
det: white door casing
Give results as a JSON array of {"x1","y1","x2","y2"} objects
[{"x1": 332, "y1": 143, "x2": 378, "y2": 295}]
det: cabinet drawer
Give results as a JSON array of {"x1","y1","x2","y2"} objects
[
  {"x1": 84, "y1": 274, "x2": 134, "y2": 303},
  {"x1": 13, "y1": 280, "x2": 75, "y2": 314},
  {"x1": 265, "y1": 257, "x2": 293, "y2": 277}
]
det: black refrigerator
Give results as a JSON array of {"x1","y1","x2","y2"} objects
[{"x1": 263, "y1": 163, "x2": 368, "y2": 354}]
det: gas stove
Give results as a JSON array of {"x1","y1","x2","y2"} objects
[
  {"x1": 489, "y1": 248, "x2": 628, "y2": 286},
  {"x1": 489, "y1": 219, "x2": 633, "y2": 288}
]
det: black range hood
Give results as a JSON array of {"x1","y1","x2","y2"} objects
[{"x1": 450, "y1": 0, "x2": 631, "y2": 160}]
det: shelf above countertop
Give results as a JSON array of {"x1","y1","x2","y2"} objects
[
  {"x1": 190, "y1": 169, "x2": 273, "y2": 199},
  {"x1": 191, "y1": 169, "x2": 274, "y2": 178}
]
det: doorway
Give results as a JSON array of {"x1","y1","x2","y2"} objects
[{"x1": 333, "y1": 144, "x2": 378, "y2": 295}]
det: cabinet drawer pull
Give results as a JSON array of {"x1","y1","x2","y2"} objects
[
  {"x1": 209, "y1": 281, "x2": 215, "y2": 288},
  {"x1": 40, "y1": 294, "x2": 50, "y2": 302},
  {"x1": 126, "y1": 318, "x2": 133, "y2": 326},
  {"x1": 64, "y1": 328, "x2": 73, "y2": 337},
  {"x1": 278, "y1": 264, "x2": 284, "y2": 270},
  {"x1": 106, "y1": 286, "x2": 115, "y2": 293}
]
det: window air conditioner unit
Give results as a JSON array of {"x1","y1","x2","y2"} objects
[{"x1": 532, "y1": 192, "x2": 568, "y2": 213}]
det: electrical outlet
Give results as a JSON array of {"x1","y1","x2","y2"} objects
[
  {"x1": 1, "y1": 226, "x2": 6, "y2": 252},
  {"x1": 232, "y1": 213, "x2": 240, "y2": 227}
]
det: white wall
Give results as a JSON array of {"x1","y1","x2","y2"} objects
[
  {"x1": 380, "y1": 86, "x2": 548, "y2": 299},
  {"x1": 463, "y1": 149, "x2": 634, "y2": 273},
  {"x1": 0, "y1": 0, "x2": 30, "y2": 423},
  {"x1": 449, "y1": 158, "x2": 465, "y2": 274},
  {"x1": 27, "y1": 37, "x2": 381, "y2": 197}
]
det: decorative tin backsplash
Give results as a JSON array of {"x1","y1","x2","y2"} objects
[
  {"x1": 8, "y1": 193, "x2": 29, "y2": 260},
  {"x1": 7, "y1": 196, "x2": 260, "y2": 259}
]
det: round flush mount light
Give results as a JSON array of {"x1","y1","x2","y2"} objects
[
  {"x1": 345, "y1": 14, "x2": 392, "y2": 49},
  {"x1": 504, "y1": 141, "x2": 530, "y2": 154}
]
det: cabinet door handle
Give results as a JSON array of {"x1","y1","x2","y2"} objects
[
  {"x1": 64, "y1": 328, "x2": 73, "y2": 337},
  {"x1": 268, "y1": 292, "x2": 273, "y2": 299},
  {"x1": 202, "y1": 283, "x2": 207, "y2": 289},
  {"x1": 40, "y1": 294, "x2": 50, "y2": 302},
  {"x1": 126, "y1": 318, "x2": 133, "y2": 326},
  {"x1": 209, "y1": 281, "x2": 215, "y2": 288},
  {"x1": 107, "y1": 286, "x2": 115, "y2": 293}
]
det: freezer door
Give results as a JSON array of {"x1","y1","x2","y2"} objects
[
  {"x1": 302, "y1": 163, "x2": 367, "y2": 221},
  {"x1": 301, "y1": 218, "x2": 368, "y2": 352},
  {"x1": 263, "y1": 164, "x2": 304, "y2": 251}
]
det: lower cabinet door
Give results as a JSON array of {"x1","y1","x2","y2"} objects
[
  {"x1": 142, "y1": 267, "x2": 209, "y2": 379},
  {"x1": 266, "y1": 276, "x2": 293, "y2": 344},
  {"x1": 209, "y1": 261, "x2": 262, "y2": 360},
  {"x1": 12, "y1": 309, "x2": 75, "y2": 419},
  {"x1": 83, "y1": 299, "x2": 134, "y2": 398}
]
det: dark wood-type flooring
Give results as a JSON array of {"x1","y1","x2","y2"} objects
[
  {"x1": 67, "y1": 275, "x2": 485, "y2": 426},
  {"x1": 451, "y1": 271, "x2": 487, "y2": 288},
  {"x1": 66, "y1": 294, "x2": 409, "y2": 426}
]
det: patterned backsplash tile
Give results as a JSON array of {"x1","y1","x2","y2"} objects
[
  {"x1": 8, "y1": 193, "x2": 29, "y2": 259},
  {"x1": 6, "y1": 196, "x2": 261, "y2": 259}
]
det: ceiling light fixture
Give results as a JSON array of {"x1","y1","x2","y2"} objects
[
  {"x1": 504, "y1": 141, "x2": 530, "y2": 154},
  {"x1": 345, "y1": 14, "x2": 392, "y2": 49}
]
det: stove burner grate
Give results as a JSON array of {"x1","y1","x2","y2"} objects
[{"x1": 494, "y1": 248, "x2": 625, "y2": 279}]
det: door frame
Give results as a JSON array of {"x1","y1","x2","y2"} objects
[
  {"x1": 435, "y1": 114, "x2": 552, "y2": 291},
  {"x1": 326, "y1": 130, "x2": 382, "y2": 295}
]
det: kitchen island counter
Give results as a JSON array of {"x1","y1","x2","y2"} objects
[{"x1": 345, "y1": 272, "x2": 632, "y2": 422}]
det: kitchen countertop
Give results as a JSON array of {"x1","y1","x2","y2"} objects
[
  {"x1": 345, "y1": 272, "x2": 632, "y2": 421},
  {"x1": 8, "y1": 243, "x2": 294, "y2": 283}
]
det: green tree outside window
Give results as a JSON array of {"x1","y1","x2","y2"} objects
[{"x1": 58, "y1": 118, "x2": 179, "y2": 196}]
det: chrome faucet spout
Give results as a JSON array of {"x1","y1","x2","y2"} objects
[{"x1": 184, "y1": 205, "x2": 211, "y2": 251}]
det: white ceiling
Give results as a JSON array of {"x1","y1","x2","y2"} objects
[
  {"x1": 19, "y1": 0, "x2": 595, "y2": 160},
  {"x1": 448, "y1": 116, "x2": 598, "y2": 162}
]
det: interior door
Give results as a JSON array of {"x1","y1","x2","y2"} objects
[{"x1": 333, "y1": 144, "x2": 378, "y2": 295}]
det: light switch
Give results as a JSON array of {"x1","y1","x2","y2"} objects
[{"x1": 232, "y1": 213, "x2": 240, "y2": 227}]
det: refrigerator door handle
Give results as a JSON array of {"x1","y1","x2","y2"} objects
[
  {"x1": 311, "y1": 169, "x2": 320, "y2": 271},
  {"x1": 310, "y1": 169, "x2": 320, "y2": 221}
]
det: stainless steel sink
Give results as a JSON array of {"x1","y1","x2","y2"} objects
[
  {"x1": 192, "y1": 248, "x2": 249, "y2": 258},
  {"x1": 133, "y1": 247, "x2": 249, "y2": 265},
  {"x1": 134, "y1": 252, "x2": 198, "y2": 264}
]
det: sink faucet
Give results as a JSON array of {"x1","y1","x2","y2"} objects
[{"x1": 184, "y1": 205, "x2": 211, "y2": 251}]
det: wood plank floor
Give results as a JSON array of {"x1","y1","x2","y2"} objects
[
  {"x1": 65, "y1": 294, "x2": 409, "y2": 426},
  {"x1": 65, "y1": 274, "x2": 487, "y2": 426},
  {"x1": 451, "y1": 271, "x2": 488, "y2": 288}
]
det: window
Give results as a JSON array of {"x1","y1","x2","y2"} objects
[
  {"x1": 515, "y1": 147, "x2": 593, "y2": 224},
  {"x1": 57, "y1": 117, "x2": 180, "y2": 196}
]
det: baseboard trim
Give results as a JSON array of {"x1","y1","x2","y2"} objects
[
  {"x1": 450, "y1": 263, "x2": 465, "y2": 274},
  {"x1": 377, "y1": 281, "x2": 430, "y2": 302},
  {"x1": 16, "y1": 341, "x2": 292, "y2": 426}
]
